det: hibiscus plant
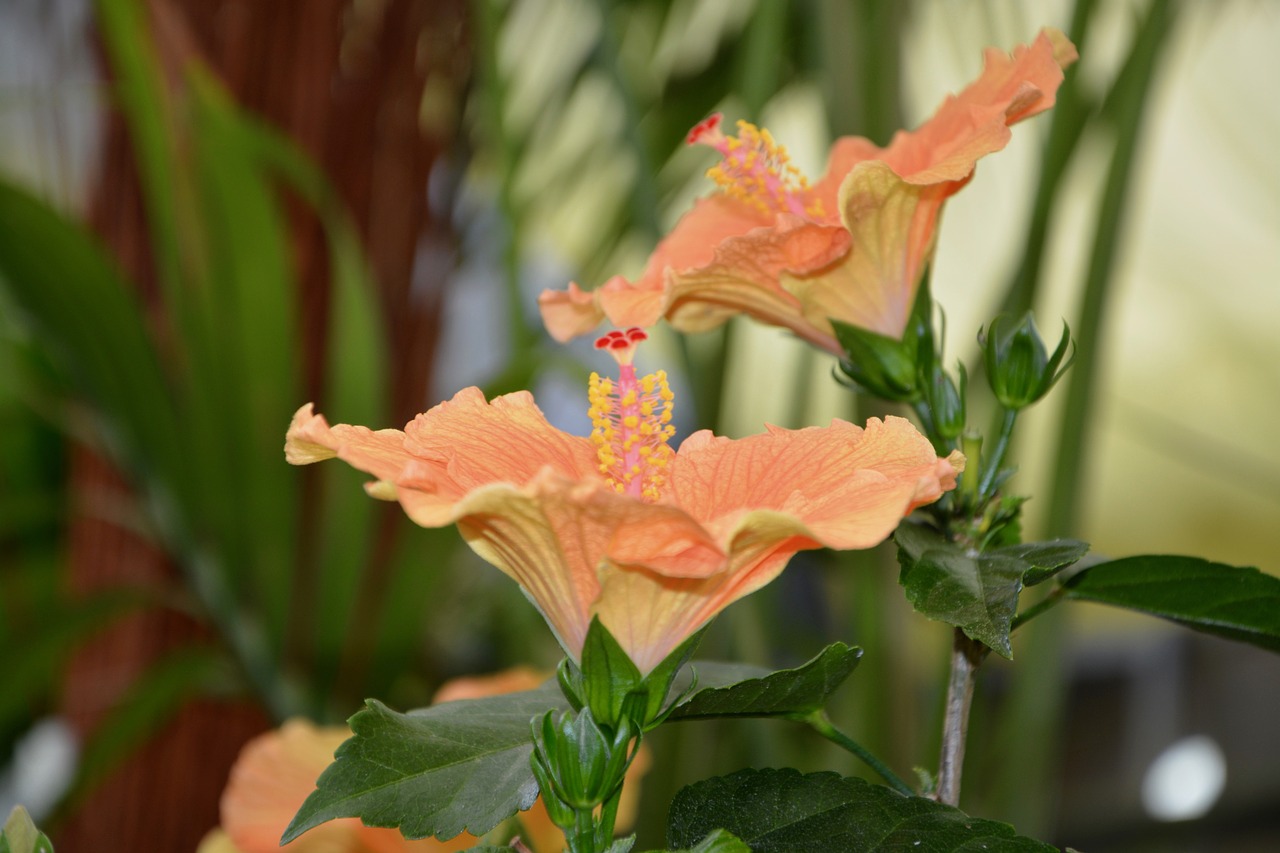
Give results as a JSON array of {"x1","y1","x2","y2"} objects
[{"x1": 261, "y1": 25, "x2": 1280, "y2": 853}]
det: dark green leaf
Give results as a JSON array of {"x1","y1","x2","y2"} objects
[
  {"x1": 896, "y1": 525, "x2": 1089, "y2": 658},
  {"x1": 1, "y1": 806, "x2": 55, "y2": 853},
  {"x1": 1008, "y1": 540, "x2": 1090, "y2": 586},
  {"x1": 1063, "y1": 555, "x2": 1280, "y2": 652},
  {"x1": 661, "y1": 828, "x2": 751, "y2": 853},
  {"x1": 897, "y1": 533, "x2": 1024, "y2": 659},
  {"x1": 667, "y1": 768, "x2": 1055, "y2": 851},
  {"x1": 669, "y1": 643, "x2": 862, "y2": 721},
  {"x1": 284, "y1": 682, "x2": 570, "y2": 842}
]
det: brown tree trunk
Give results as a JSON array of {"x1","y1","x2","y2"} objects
[{"x1": 56, "y1": 1, "x2": 467, "y2": 850}]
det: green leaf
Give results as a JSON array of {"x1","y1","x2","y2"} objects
[
  {"x1": 895, "y1": 524, "x2": 1089, "y2": 658},
  {"x1": 283, "y1": 682, "x2": 570, "y2": 843},
  {"x1": 1062, "y1": 555, "x2": 1280, "y2": 652},
  {"x1": 666, "y1": 768, "x2": 1055, "y2": 851},
  {"x1": 896, "y1": 525, "x2": 1021, "y2": 658},
  {"x1": 1011, "y1": 540, "x2": 1091, "y2": 586},
  {"x1": 1, "y1": 806, "x2": 55, "y2": 853},
  {"x1": 662, "y1": 828, "x2": 751, "y2": 853},
  {"x1": 669, "y1": 643, "x2": 862, "y2": 721}
]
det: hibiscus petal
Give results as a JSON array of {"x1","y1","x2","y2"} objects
[
  {"x1": 669, "y1": 416, "x2": 961, "y2": 550},
  {"x1": 782, "y1": 160, "x2": 949, "y2": 338},
  {"x1": 883, "y1": 27, "x2": 1074, "y2": 183},
  {"x1": 453, "y1": 472, "x2": 723, "y2": 663},
  {"x1": 286, "y1": 390, "x2": 599, "y2": 528},
  {"x1": 539, "y1": 280, "x2": 606, "y2": 343},
  {"x1": 403, "y1": 387, "x2": 598, "y2": 489}
]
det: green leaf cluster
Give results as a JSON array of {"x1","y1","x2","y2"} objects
[
  {"x1": 896, "y1": 522, "x2": 1088, "y2": 657},
  {"x1": 284, "y1": 639, "x2": 868, "y2": 847}
]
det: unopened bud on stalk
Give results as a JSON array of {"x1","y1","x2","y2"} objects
[{"x1": 981, "y1": 314, "x2": 1073, "y2": 410}]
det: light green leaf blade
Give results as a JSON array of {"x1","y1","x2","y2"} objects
[
  {"x1": 1, "y1": 806, "x2": 55, "y2": 853},
  {"x1": 284, "y1": 683, "x2": 571, "y2": 843},
  {"x1": 1063, "y1": 555, "x2": 1280, "y2": 652},
  {"x1": 668, "y1": 643, "x2": 862, "y2": 721},
  {"x1": 666, "y1": 768, "x2": 1055, "y2": 851}
]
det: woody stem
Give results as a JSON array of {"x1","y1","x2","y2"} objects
[{"x1": 936, "y1": 628, "x2": 988, "y2": 806}]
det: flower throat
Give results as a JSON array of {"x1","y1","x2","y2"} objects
[{"x1": 588, "y1": 328, "x2": 675, "y2": 501}]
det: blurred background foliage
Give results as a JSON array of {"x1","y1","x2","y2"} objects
[{"x1": 0, "y1": 0, "x2": 1277, "y2": 850}]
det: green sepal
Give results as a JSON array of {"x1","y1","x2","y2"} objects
[
  {"x1": 922, "y1": 359, "x2": 967, "y2": 442},
  {"x1": 896, "y1": 522, "x2": 1089, "y2": 658},
  {"x1": 832, "y1": 320, "x2": 920, "y2": 401},
  {"x1": 832, "y1": 272, "x2": 936, "y2": 403},
  {"x1": 529, "y1": 727, "x2": 577, "y2": 831},
  {"x1": 635, "y1": 625, "x2": 707, "y2": 725},
  {"x1": 1, "y1": 807, "x2": 55, "y2": 853},
  {"x1": 562, "y1": 618, "x2": 707, "y2": 731},
  {"x1": 576, "y1": 617, "x2": 643, "y2": 730}
]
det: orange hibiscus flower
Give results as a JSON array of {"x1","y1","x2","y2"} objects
[
  {"x1": 539, "y1": 28, "x2": 1077, "y2": 355},
  {"x1": 286, "y1": 329, "x2": 960, "y2": 675},
  {"x1": 197, "y1": 668, "x2": 646, "y2": 852}
]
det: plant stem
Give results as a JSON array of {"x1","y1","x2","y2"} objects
[
  {"x1": 567, "y1": 807, "x2": 596, "y2": 853},
  {"x1": 596, "y1": 784, "x2": 623, "y2": 849},
  {"x1": 1009, "y1": 586, "x2": 1066, "y2": 633},
  {"x1": 936, "y1": 629, "x2": 987, "y2": 806},
  {"x1": 977, "y1": 407, "x2": 1017, "y2": 500},
  {"x1": 804, "y1": 711, "x2": 915, "y2": 797}
]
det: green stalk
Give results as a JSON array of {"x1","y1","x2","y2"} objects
[
  {"x1": 804, "y1": 710, "x2": 915, "y2": 796},
  {"x1": 1046, "y1": 0, "x2": 1176, "y2": 537},
  {"x1": 977, "y1": 408, "x2": 1017, "y2": 501},
  {"x1": 1009, "y1": 586, "x2": 1066, "y2": 633},
  {"x1": 596, "y1": 784, "x2": 624, "y2": 848}
]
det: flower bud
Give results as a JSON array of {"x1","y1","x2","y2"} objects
[
  {"x1": 833, "y1": 321, "x2": 920, "y2": 401},
  {"x1": 981, "y1": 314, "x2": 1073, "y2": 410},
  {"x1": 531, "y1": 708, "x2": 636, "y2": 815},
  {"x1": 923, "y1": 361, "x2": 967, "y2": 441}
]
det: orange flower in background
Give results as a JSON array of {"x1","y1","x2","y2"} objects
[
  {"x1": 539, "y1": 28, "x2": 1077, "y2": 355},
  {"x1": 197, "y1": 720, "x2": 457, "y2": 853},
  {"x1": 197, "y1": 668, "x2": 646, "y2": 852},
  {"x1": 286, "y1": 329, "x2": 961, "y2": 675}
]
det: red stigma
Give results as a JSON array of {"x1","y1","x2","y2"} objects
[
  {"x1": 593, "y1": 327, "x2": 649, "y2": 365},
  {"x1": 686, "y1": 113, "x2": 723, "y2": 145}
]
